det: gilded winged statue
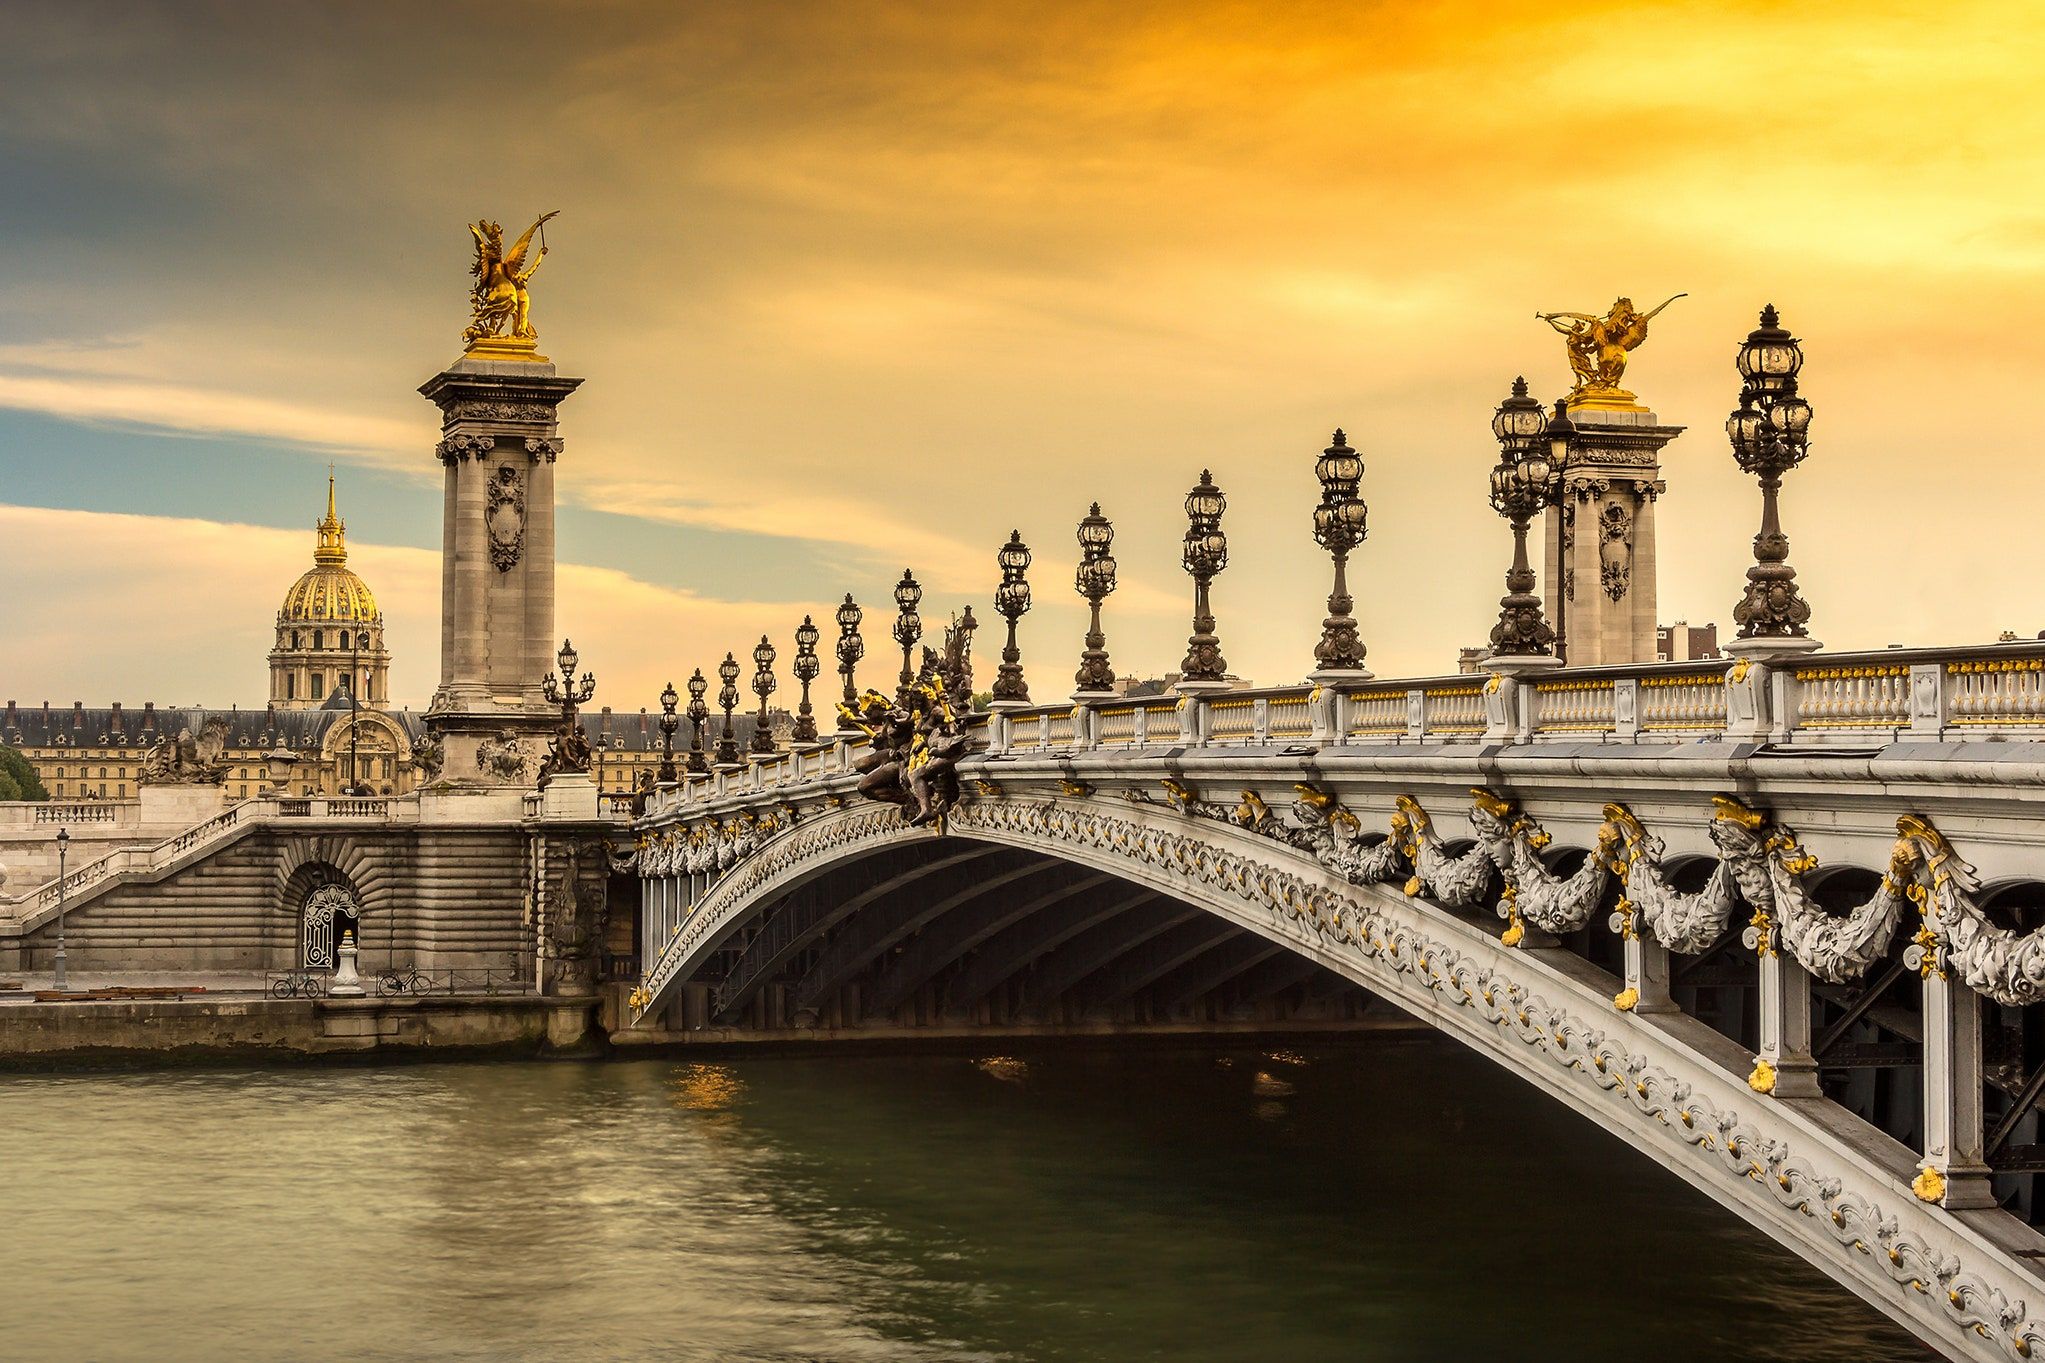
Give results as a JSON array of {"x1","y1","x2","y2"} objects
[
  {"x1": 1535, "y1": 294, "x2": 1684, "y2": 400},
  {"x1": 464, "y1": 212, "x2": 559, "y2": 345}
]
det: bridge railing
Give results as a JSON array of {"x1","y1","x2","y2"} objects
[{"x1": 630, "y1": 641, "x2": 2045, "y2": 816}]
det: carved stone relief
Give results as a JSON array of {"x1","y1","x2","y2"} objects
[{"x1": 487, "y1": 465, "x2": 525, "y2": 572}]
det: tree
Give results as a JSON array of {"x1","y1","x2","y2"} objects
[{"x1": 0, "y1": 746, "x2": 48, "y2": 802}]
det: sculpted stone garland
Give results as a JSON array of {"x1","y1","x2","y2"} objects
[{"x1": 946, "y1": 795, "x2": 2045, "y2": 1362}]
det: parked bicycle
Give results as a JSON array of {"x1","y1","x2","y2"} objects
[
  {"x1": 267, "y1": 970, "x2": 328, "y2": 1000},
  {"x1": 375, "y1": 966, "x2": 435, "y2": 997}
]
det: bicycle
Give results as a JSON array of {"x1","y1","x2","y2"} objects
[
  {"x1": 268, "y1": 970, "x2": 329, "y2": 1000},
  {"x1": 375, "y1": 966, "x2": 435, "y2": 997}
]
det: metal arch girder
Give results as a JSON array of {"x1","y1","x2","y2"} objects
[
  {"x1": 713, "y1": 844, "x2": 999, "y2": 1019},
  {"x1": 1081, "y1": 916, "x2": 1242, "y2": 1010},
  {"x1": 789, "y1": 851, "x2": 1055, "y2": 1015},
  {"x1": 1230, "y1": 950, "x2": 1326, "y2": 1004},
  {"x1": 862, "y1": 868, "x2": 1119, "y2": 1016},
  {"x1": 944, "y1": 883, "x2": 1161, "y2": 1008},
  {"x1": 1018, "y1": 898, "x2": 1201, "y2": 1010},
  {"x1": 1148, "y1": 932, "x2": 1290, "y2": 1011}
]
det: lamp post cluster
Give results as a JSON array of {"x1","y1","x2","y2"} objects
[
  {"x1": 1179, "y1": 471, "x2": 1229, "y2": 689},
  {"x1": 657, "y1": 680, "x2": 680, "y2": 784},
  {"x1": 1728, "y1": 305, "x2": 1816, "y2": 644},
  {"x1": 1072, "y1": 503, "x2": 1119, "y2": 697},
  {"x1": 714, "y1": 652, "x2": 742, "y2": 768},
  {"x1": 892, "y1": 571, "x2": 923, "y2": 701},
  {"x1": 991, "y1": 532, "x2": 1033, "y2": 706},
  {"x1": 749, "y1": 637, "x2": 778, "y2": 755},
  {"x1": 644, "y1": 303, "x2": 1821, "y2": 778},
  {"x1": 791, "y1": 617, "x2": 821, "y2": 743},
  {"x1": 1486, "y1": 378, "x2": 1563, "y2": 657},
  {"x1": 543, "y1": 637, "x2": 597, "y2": 734},
  {"x1": 1310, "y1": 431, "x2": 1370, "y2": 677}
]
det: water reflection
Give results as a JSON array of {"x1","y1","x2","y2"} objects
[{"x1": 0, "y1": 1038, "x2": 1929, "y2": 1362}]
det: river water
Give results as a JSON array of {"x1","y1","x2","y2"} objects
[{"x1": 0, "y1": 1037, "x2": 1931, "y2": 1362}]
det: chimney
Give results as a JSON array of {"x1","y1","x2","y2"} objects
[
  {"x1": 72, "y1": 701, "x2": 83, "y2": 729},
  {"x1": 142, "y1": 701, "x2": 157, "y2": 730}
]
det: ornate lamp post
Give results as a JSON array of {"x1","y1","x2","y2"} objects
[
  {"x1": 1728, "y1": 305, "x2": 1818, "y2": 652},
  {"x1": 657, "y1": 680, "x2": 680, "y2": 783},
  {"x1": 684, "y1": 668, "x2": 710, "y2": 774},
  {"x1": 791, "y1": 616, "x2": 821, "y2": 743},
  {"x1": 990, "y1": 531, "x2": 1033, "y2": 708},
  {"x1": 1178, "y1": 471, "x2": 1230, "y2": 691},
  {"x1": 714, "y1": 652, "x2": 742, "y2": 768},
  {"x1": 892, "y1": 570, "x2": 923, "y2": 700},
  {"x1": 1310, "y1": 431, "x2": 1371, "y2": 679},
  {"x1": 834, "y1": 594, "x2": 866, "y2": 731},
  {"x1": 543, "y1": 636, "x2": 598, "y2": 737},
  {"x1": 1485, "y1": 382, "x2": 1562, "y2": 658},
  {"x1": 1072, "y1": 503, "x2": 1118, "y2": 698},
  {"x1": 749, "y1": 635, "x2": 779, "y2": 756}
]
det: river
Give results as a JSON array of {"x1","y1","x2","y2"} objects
[{"x1": 0, "y1": 1036, "x2": 1931, "y2": 1362}]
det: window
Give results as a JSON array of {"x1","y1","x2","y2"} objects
[
  {"x1": 285, "y1": 674, "x2": 296, "y2": 700},
  {"x1": 311, "y1": 672, "x2": 325, "y2": 697}
]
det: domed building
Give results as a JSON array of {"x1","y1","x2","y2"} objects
[{"x1": 269, "y1": 476, "x2": 390, "y2": 710}]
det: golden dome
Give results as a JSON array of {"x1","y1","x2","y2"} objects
[{"x1": 279, "y1": 476, "x2": 380, "y2": 624}]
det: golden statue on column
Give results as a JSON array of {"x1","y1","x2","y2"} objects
[
  {"x1": 1536, "y1": 293, "x2": 1684, "y2": 411},
  {"x1": 462, "y1": 211, "x2": 559, "y2": 361}
]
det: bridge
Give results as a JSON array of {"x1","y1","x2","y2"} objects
[{"x1": 626, "y1": 642, "x2": 2045, "y2": 1361}]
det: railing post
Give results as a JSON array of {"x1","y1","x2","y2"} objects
[
  {"x1": 1252, "y1": 698, "x2": 1271, "y2": 744},
  {"x1": 1921, "y1": 969, "x2": 1997, "y2": 1207},
  {"x1": 988, "y1": 713, "x2": 1009, "y2": 754},
  {"x1": 1132, "y1": 706, "x2": 1148, "y2": 745},
  {"x1": 1482, "y1": 675, "x2": 1516, "y2": 743},
  {"x1": 1310, "y1": 685, "x2": 1339, "y2": 743},
  {"x1": 1178, "y1": 697, "x2": 1203, "y2": 748},
  {"x1": 1613, "y1": 678, "x2": 1640, "y2": 741},
  {"x1": 1405, "y1": 688, "x2": 1425, "y2": 741},
  {"x1": 1908, "y1": 662, "x2": 1945, "y2": 738},
  {"x1": 1621, "y1": 933, "x2": 1676, "y2": 1014},
  {"x1": 1753, "y1": 948, "x2": 1821, "y2": 1098},
  {"x1": 1073, "y1": 703, "x2": 1096, "y2": 751}
]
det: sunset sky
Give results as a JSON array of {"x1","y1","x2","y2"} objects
[{"x1": 5, "y1": 1, "x2": 2045, "y2": 709}]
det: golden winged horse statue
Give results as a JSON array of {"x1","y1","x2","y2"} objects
[{"x1": 463, "y1": 211, "x2": 559, "y2": 346}]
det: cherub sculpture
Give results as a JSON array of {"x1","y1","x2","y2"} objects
[
  {"x1": 464, "y1": 212, "x2": 558, "y2": 344},
  {"x1": 839, "y1": 612, "x2": 978, "y2": 827}
]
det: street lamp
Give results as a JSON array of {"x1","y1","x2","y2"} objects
[
  {"x1": 749, "y1": 635, "x2": 779, "y2": 756},
  {"x1": 1729, "y1": 305, "x2": 1817, "y2": 646},
  {"x1": 1310, "y1": 430, "x2": 1371, "y2": 678},
  {"x1": 657, "y1": 680, "x2": 680, "y2": 783},
  {"x1": 1073, "y1": 503, "x2": 1118, "y2": 697},
  {"x1": 991, "y1": 531, "x2": 1033, "y2": 707},
  {"x1": 1485, "y1": 382, "x2": 1561, "y2": 656},
  {"x1": 685, "y1": 668, "x2": 710, "y2": 774},
  {"x1": 714, "y1": 652, "x2": 743, "y2": 768},
  {"x1": 892, "y1": 570, "x2": 923, "y2": 701},
  {"x1": 1178, "y1": 471, "x2": 1229, "y2": 689},
  {"x1": 835, "y1": 594, "x2": 865, "y2": 721},
  {"x1": 792, "y1": 617, "x2": 821, "y2": 743},
  {"x1": 53, "y1": 826, "x2": 69, "y2": 992}
]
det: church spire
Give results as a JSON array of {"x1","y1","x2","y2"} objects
[{"x1": 315, "y1": 468, "x2": 347, "y2": 566}]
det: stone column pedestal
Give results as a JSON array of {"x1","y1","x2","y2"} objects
[
  {"x1": 419, "y1": 352, "x2": 582, "y2": 784},
  {"x1": 1542, "y1": 406, "x2": 1682, "y2": 667}
]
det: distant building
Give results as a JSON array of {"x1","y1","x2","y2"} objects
[
  {"x1": 1, "y1": 482, "x2": 685, "y2": 801},
  {"x1": 1109, "y1": 672, "x2": 1253, "y2": 698},
  {"x1": 1656, "y1": 621, "x2": 1720, "y2": 662},
  {"x1": 1456, "y1": 647, "x2": 1488, "y2": 675}
]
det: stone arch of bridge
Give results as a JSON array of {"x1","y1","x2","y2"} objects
[{"x1": 636, "y1": 794, "x2": 2045, "y2": 1360}]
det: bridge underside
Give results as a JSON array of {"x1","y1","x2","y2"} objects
[{"x1": 637, "y1": 841, "x2": 1382, "y2": 1040}]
